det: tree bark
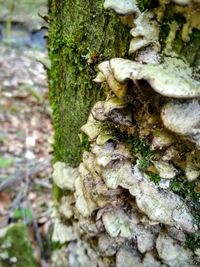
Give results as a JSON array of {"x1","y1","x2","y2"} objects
[{"x1": 48, "y1": 0, "x2": 130, "y2": 166}]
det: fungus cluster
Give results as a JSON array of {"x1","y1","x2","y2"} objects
[{"x1": 51, "y1": 0, "x2": 200, "y2": 266}]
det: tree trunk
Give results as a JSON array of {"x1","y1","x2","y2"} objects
[
  {"x1": 49, "y1": 1, "x2": 200, "y2": 266},
  {"x1": 48, "y1": 0, "x2": 130, "y2": 166}
]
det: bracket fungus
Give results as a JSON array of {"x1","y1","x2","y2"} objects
[
  {"x1": 153, "y1": 160, "x2": 178, "y2": 179},
  {"x1": 51, "y1": 0, "x2": 200, "y2": 265},
  {"x1": 52, "y1": 162, "x2": 79, "y2": 191},
  {"x1": 156, "y1": 234, "x2": 194, "y2": 267},
  {"x1": 102, "y1": 209, "x2": 132, "y2": 238},
  {"x1": 103, "y1": 0, "x2": 139, "y2": 15},
  {"x1": 108, "y1": 57, "x2": 200, "y2": 98},
  {"x1": 129, "y1": 12, "x2": 160, "y2": 53},
  {"x1": 161, "y1": 100, "x2": 200, "y2": 146},
  {"x1": 95, "y1": 56, "x2": 200, "y2": 100}
]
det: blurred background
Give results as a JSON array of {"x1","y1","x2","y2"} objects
[{"x1": 0, "y1": 1, "x2": 53, "y2": 266}]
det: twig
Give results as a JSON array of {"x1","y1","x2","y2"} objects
[{"x1": 34, "y1": 178, "x2": 52, "y2": 189}]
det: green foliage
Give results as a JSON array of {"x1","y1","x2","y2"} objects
[
  {"x1": 0, "y1": 156, "x2": 15, "y2": 168},
  {"x1": 0, "y1": 224, "x2": 38, "y2": 267}
]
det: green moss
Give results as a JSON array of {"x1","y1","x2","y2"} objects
[
  {"x1": 170, "y1": 173, "x2": 200, "y2": 250},
  {"x1": 48, "y1": 0, "x2": 130, "y2": 166},
  {"x1": 146, "y1": 171, "x2": 161, "y2": 185},
  {"x1": 185, "y1": 208, "x2": 200, "y2": 250},
  {"x1": 79, "y1": 132, "x2": 91, "y2": 152},
  {"x1": 109, "y1": 125, "x2": 154, "y2": 170},
  {"x1": 136, "y1": 0, "x2": 159, "y2": 11},
  {"x1": 170, "y1": 174, "x2": 200, "y2": 201},
  {"x1": 0, "y1": 224, "x2": 38, "y2": 267},
  {"x1": 160, "y1": 23, "x2": 171, "y2": 49},
  {"x1": 128, "y1": 136, "x2": 153, "y2": 171},
  {"x1": 186, "y1": 229, "x2": 200, "y2": 251}
]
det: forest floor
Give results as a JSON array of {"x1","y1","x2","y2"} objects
[
  {"x1": 0, "y1": 44, "x2": 53, "y2": 266},
  {"x1": 0, "y1": 1, "x2": 53, "y2": 266}
]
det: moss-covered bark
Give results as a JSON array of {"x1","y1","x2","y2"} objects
[{"x1": 48, "y1": 0, "x2": 130, "y2": 166}]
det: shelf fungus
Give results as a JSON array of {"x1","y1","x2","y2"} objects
[
  {"x1": 129, "y1": 12, "x2": 160, "y2": 53},
  {"x1": 161, "y1": 100, "x2": 200, "y2": 146},
  {"x1": 51, "y1": 0, "x2": 200, "y2": 266},
  {"x1": 103, "y1": 0, "x2": 139, "y2": 16},
  {"x1": 52, "y1": 162, "x2": 78, "y2": 191},
  {"x1": 156, "y1": 234, "x2": 194, "y2": 267},
  {"x1": 95, "y1": 57, "x2": 200, "y2": 100},
  {"x1": 94, "y1": 61, "x2": 128, "y2": 98},
  {"x1": 153, "y1": 160, "x2": 178, "y2": 179}
]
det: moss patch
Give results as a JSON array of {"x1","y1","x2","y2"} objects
[
  {"x1": 48, "y1": 0, "x2": 130, "y2": 166},
  {"x1": 108, "y1": 124, "x2": 154, "y2": 172},
  {"x1": 0, "y1": 224, "x2": 38, "y2": 267},
  {"x1": 170, "y1": 174, "x2": 200, "y2": 201},
  {"x1": 136, "y1": 0, "x2": 159, "y2": 11},
  {"x1": 170, "y1": 173, "x2": 200, "y2": 251}
]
